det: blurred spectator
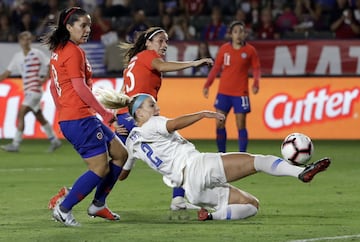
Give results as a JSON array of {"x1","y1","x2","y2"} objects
[
  {"x1": 233, "y1": 8, "x2": 253, "y2": 39},
  {"x1": 10, "y1": 0, "x2": 33, "y2": 32},
  {"x1": 90, "y1": 6, "x2": 112, "y2": 41},
  {"x1": 275, "y1": 3, "x2": 299, "y2": 35},
  {"x1": 158, "y1": 0, "x2": 181, "y2": 16},
  {"x1": 64, "y1": 0, "x2": 81, "y2": 8},
  {"x1": 103, "y1": 0, "x2": 131, "y2": 17},
  {"x1": 159, "y1": 13, "x2": 175, "y2": 35},
  {"x1": 249, "y1": 0, "x2": 260, "y2": 26},
  {"x1": 17, "y1": 11, "x2": 37, "y2": 35},
  {"x1": 168, "y1": 14, "x2": 196, "y2": 40},
  {"x1": 254, "y1": 7, "x2": 280, "y2": 40},
  {"x1": 294, "y1": 0, "x2": 320, "y2": 32},
  {"x1": 0, "y1": 13, "x2": 16, "y2": 42},
  {"x1": 104, "y1": 29, "x2": 126, "y2": 75},
  {"x1": 126, "y1": 9, "x2": 149, "y2": 43},
  {"x1": 271, "y1": 0, "x2": 288, "y2": 18},
  {"x1": 330, "y1": 0, "x2": 360, "y2": 38},
  {"x1": 317, "y1": 0, "x2": 337, "y2": 13},
  {"x1": 180, "y1": 0, "x2": 206, "y2": 19},
  {"x1": 192, "y1": 41, "x2": 212, "y2": 76},
  {"x1": 201, "y1": 6, "x2": 227, "y2": 41},
  {"x1": 353, "y1": 0, "x2": 360, "y2": 22},
  {"x1": 206, "y1": 0, "x2": 236, "y2": 15},
  {"x1": 81, "y1": 0, "x2": 100, "y2": 13},
  {"x1": 131, "y1": 0, "x2": 159, "y2": 16},
  {"x1": 35, "y1": 0, "x2": 59, "y2": 39}
]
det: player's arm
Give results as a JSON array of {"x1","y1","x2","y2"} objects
[
  {"x1": 166, "y1": 111, "x2": 225, "y2": 133},
  {"x1": 251, "y1": 48, "x2": 261, "y2": 94},
  {"x1": 71, "y1": 78, "x2": 116, "y2": 125},
  {"x1": 118, "y1": 157, "x2": 136, "y2": 180},
  {"x1": 203, "y1": 47, "x2": 223, "y2": 98},
  {"x1": 0, "y1": 70, "x2": 11, "y2": 82},
  {"x1": 152, "y1": 57, "x2": 213, "y2": 72}
]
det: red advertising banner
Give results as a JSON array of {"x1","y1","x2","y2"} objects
[{"x1": 1, "y1": 77, "x2": 359, "y2": 140}]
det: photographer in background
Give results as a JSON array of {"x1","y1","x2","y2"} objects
[{"x1": 330, "y1": 0, "x2": 360, "y2": 38}]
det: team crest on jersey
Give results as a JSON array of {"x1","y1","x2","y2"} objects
[
  {"x1": 241, "y1": 53, "x2": 247, "y2": 59},
  {"x1": 96, "y1": 132, "x2": 103, "y2": 140}
]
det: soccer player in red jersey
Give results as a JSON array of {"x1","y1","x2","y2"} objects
[
  {"x1": 203, "y1": 21, "x2": 261, "y2": 153},
  {"x1": 117, "y1": 26, "x2": 213, "y2": 210},
  {"x1": 43, "y1": 7, "x2": 128, "y2": 226}
]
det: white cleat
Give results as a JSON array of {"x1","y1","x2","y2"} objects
[
  {"x1": 48, "y1": 139, "x2": 62, "y2": 152},
  {"x1": 170, "y1": 196, "x2": 201, "y2": 211},
  {"x1": 52, "y1": 204, "x2": 80, "y2": 227},
  {"x1": 1, "y1": 143, "x2": 19, "y2": 152}
]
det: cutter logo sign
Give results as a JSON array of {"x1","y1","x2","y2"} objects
[{"x1": 264, "y1": 87, "x2": 360, "y2": 130}]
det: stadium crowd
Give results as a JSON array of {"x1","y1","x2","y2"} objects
[{"x1": 0, "y1": 0, "x2": 360, "y2": 43}]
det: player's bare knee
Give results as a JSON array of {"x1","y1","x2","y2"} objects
[{"x1": 88, "y1": 161, "x2": 110, "y2": 177}]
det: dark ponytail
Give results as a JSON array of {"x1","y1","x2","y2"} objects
[{"x1": 42, "y1": 7, "x2": 88, "y2": 51}]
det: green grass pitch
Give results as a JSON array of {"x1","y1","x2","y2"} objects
[{"x1": 0, "y1": 138, "x2": 359, "y2": 242}]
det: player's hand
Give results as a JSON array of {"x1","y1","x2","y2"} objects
[
  {"x1": 203, "y1": 88, "x2": 209, "y2": 98},
  {"x1": 203, "y1": 111, "x2": 225, "y2": 121},
  {"x1": 252, "y1": 85, "x2": 259, "y2": 94},
  {"x1": 195, "y1": 58, "x2": 213, "y2": 67},
  {"x1": 102, "y1": 111, "x2": 117, "y2": 126},
  {"x1": 115, "y1": 123, "x2": 128, "y2": 135},
  {"x1": 118, "y1": 169, "x2": 131, "y2": 180}
]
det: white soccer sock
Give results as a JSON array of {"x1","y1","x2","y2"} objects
[
  {"x1": 12, "y1": 130, "x2": 23, "y2": 146},
  {"x1": 42, "y1": 123, "x2": 57, "y2": 142},
  {"x1": 212, "y1": 204, "x2": 258, "y2": 220},
  {"x1": 253, "y1": 155, "x2": 304, "y2": 177}
]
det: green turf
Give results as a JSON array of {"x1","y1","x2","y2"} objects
[{"x1": 0, "y1": 138, "x2": 359, "y2": 242}]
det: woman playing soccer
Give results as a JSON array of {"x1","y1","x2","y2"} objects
[
  {"x1": 103, "y1": 93, "x2": 331, "y2": 221},
  {"x1": 203, "y1": 20, "x2": 261, "y2": 153},
  {"x1": 116, "y1": 26, "x2": 213, "y2": 210},
  {"x1": 42, "y1": 7, "x2": 128, "y2": 226}
]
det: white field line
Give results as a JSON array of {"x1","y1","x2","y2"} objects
[
  {"x1": 289, "y1": 234, "x2": 360, "y2": 242},
  {"x1": 0, "y1": 168, "x2": 54, "y2": 172}
]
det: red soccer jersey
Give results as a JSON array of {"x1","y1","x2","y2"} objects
[
  {"x1": 50, "y1": 41, "x2": 94, "y2": 121},
  {"x1": 123, "y1": 49, "x2": 162, "y2": 99},
  {"x1": 205, "y1": 42, "x2": 260, "y2": 96}
]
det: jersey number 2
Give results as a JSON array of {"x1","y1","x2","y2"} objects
[{"x1": 141, "y1": 143, "x2": 163, "y2": 168}]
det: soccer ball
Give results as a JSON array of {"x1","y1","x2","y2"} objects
[{"x1": 281, "y1": 133, "x2": 314, "y2": 166}]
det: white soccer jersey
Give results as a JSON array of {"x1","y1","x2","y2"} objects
[
  {"x1": 125, "y1": 116, "x2": 201, "y2": 187},
  {"x1": 7, "y1": 48, "x2": 49, "y2": 93}
]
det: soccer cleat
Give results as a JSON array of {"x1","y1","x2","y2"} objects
[
  {"x1": 0, "y1": 143, "x2": 19, "y2": 152},
  {"x1": 48, "y1": 186, "x2": 70, "y2": 210},
  {"x1": 48, "y1": 139, "x2": 62, "y2": 152},
  {"x1": 52, "y1": 204, "x2": 80, "y2": 227},
  {"x1": 198, "y1": 208, "x2": 213, "y2": 221},
  {"x1": 87, "y1": 204, "x2": 120, "y2": 221},
  {"x1": 298, "y1": 157, "x2": 331, "y2": 183},
  {"x1": 170, "y1": 196, "x2": 201, "y2": 211}
]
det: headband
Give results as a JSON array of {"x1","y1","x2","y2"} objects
[
  {"x1": 146, "y1": 29, "x2": 165, "y2": 40},
  {"x1": 131, "y1": 94, "x2": 152, "y2": 116},
  {"x1": 63, "y1": 7, "x2": 80, "y2": 25}
]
